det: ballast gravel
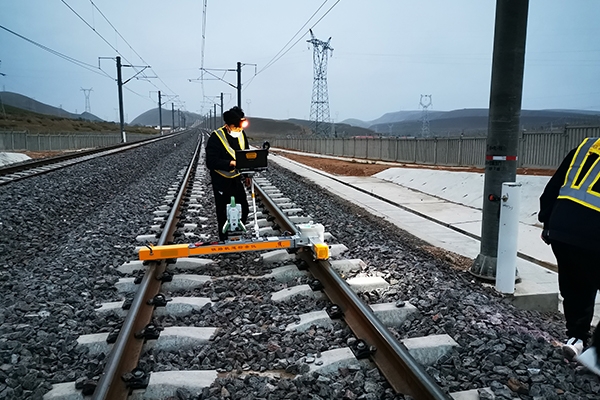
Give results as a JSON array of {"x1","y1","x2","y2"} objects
[{"x1": 0, "y1": 134, "x2": 599, "y2": 400}]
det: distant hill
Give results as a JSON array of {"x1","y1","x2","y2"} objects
[
  {"x1": 0, "y1": 104, "x2": 156, "y2": 134},
  {"x1": 243, "y1": 117, "x2": 311, "y2": 142},
  {"x1": 243, "y1": 117, "x2": 377, "y2": 141},
  {"x1": 130, "y1": 108, "x2": 203, "y2": 128},
  {"x1": 0, "y1": 91, "x2": 103, "y2": 121},
  {"x1": 345, "y1": 108, "x2": 600, "y2": 137}
]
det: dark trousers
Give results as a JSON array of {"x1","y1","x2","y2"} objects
[
  {"x1": 212, "y1": 177, "x2": 249, "y2": 241},
  {"x1": 552, "y1": 241, "x2": 600, "y2": 344}
]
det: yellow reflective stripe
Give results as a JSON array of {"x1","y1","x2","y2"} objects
[
  {"x1": 574, "y1": 155, "x2": 600, "y2": 190},
  {"x1": 571, "y1": 138, "x2": 600, "y2": 190},
  {"x1": 591, "y1": 139, "x2": 600, "y2": 154},
  {"x1": 213, "y1": 127, "x2": 240, "y2": 178},
  {"x1": 215, "y1": 170, "x2": 240, "y2": 178},
  {"x1": 557, "y1": 195, "x2": 600, "y2": 213},
  {"x1": 214, "y1": 128, "x2": 236, "y2": 159},
  {"x1": 564, "y1": 138, "x2": 590, "y2": 188}
]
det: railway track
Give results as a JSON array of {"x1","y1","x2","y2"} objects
[
  {"x1": 2, "y1": 129, "x2": 598, "y2": 399},
  {"x1": 0, "y1": 134, "x2": 172, "y2": 186}
]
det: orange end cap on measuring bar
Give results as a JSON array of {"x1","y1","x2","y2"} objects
[
  {"x1": 139, "y1": 243, "x2": 191, "y2": 261},
  {"x1": 313, "y1": 242, "x2": 330, "y2": 260}
]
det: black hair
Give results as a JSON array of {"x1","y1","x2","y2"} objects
[{"x1": 223, "y1": 106, "x2": 245, "y2": 127}]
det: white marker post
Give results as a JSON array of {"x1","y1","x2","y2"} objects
[{"x1": 495, "y1": 182, "x2": 522, "y2": 294}]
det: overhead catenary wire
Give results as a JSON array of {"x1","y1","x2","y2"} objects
[
  {"x1": 258, "y1": 0, "x2": 330, "y2": 74},
  {"x1": 87, "y1": 0, "x2": 181, "y2": 104},
  {"x1": 61, "y1": 0, "x2": 185, "y2": 110},
  {"x1": 0, "y1": 24, "x2": 113, "y2": 79}
]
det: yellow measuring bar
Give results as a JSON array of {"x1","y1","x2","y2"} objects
[{"x1": 139, "y1": 239, "x2": 294, "y2": 261}]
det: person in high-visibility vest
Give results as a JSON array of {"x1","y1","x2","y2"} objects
[
  {"x1": 539, "y1": 137, "x2": 600, "y2": 371},
  {"x1": 205, "y1": 106, "x2": 250, "y2": 241}
]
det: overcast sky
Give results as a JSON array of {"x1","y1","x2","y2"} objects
[{"x1": 1, "y1": 1, "x2": 599, "y2": 124}]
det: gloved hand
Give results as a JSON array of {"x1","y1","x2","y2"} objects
[{"x1": 541, "y1": 229, "x2": 551, "y2": 245}]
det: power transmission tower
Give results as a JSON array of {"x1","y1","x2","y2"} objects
[
  {"x1": 420, "y1": 94, "x2": 432, "y2": 137},
  {"x1": 81, "y1": 88, "x2": 93, "y2": 113},
  {"x1": 307, "y1": 29, "x2": 333, "y2": 136}
]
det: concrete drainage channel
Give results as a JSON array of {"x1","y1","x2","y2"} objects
[{"x1": 44, "y1": 155, "x2": 490, "y2": 400}]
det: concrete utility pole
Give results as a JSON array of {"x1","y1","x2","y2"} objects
[
  {"x1": 101, "y1": 56, "x2": 150, "y2": 143},
  {"x1": 237, "y1": 62, "x2": 242, "y2": 109},
  {"x1": 116, "y1": 56, "x2": 126, "y2": 143},
  {"x1": 470, "y1": 0, "x2": 529, "y2": 280},
  {"x1": 220, "y1": 93, "x2": 224, "y2": 125},
  {"x1": 192, "y1": 63, "x2": 255, "y2": 114},
  {"x1": 158, "y1": 90, "x2": 163, "y2": 135},
  {"x1": 171, "y1": 103, "x2": 175, "y2": 131}
]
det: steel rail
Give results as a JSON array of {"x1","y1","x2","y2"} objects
[
  {"x1": 91, "y1": 135, "x2": 203, "y2": 400},
  {"x1": 254, "y1": 182, "x2": 451, "y2": 400}
]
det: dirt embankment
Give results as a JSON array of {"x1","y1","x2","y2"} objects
[{"x1": 277, "y1": 152, "x2": 555, "y2": 177}]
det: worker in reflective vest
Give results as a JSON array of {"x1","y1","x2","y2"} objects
[
  {"x1": 539, "y1": 137, "x2": 600, "y2": 370},
  {"x1": 205, "y1": 106, "x2": 250, "y2": 241}
]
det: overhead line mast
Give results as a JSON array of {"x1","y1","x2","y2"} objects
[{"x1": 307, "y1": 29, "x2": 333, "y2": 137}]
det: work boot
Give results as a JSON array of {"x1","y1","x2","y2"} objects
[
  {"x1": 563, "y1": 337, "x2": 584, "y2": 361},
  {"x1": 578, "y1": 346, "x2": 600, "y2": 375}
]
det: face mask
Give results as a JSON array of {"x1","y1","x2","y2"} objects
[{"x1": 229, "y1": 130, "x2": 242, "y2": 138}]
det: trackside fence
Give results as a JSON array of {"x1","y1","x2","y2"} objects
[
  {"x1": 272, "y1": 126, "x2": 600, "y2": 169},
  {"x1": 0, "y1": 131, "x2": 160, "y2": 152}
]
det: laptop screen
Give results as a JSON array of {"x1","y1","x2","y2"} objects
[{"x1": 236, "y1": 149, "x2": 268, "y2": 171}]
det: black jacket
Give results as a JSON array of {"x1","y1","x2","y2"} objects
[
  {"x1": 539, "y1": 148, "x2": 600, "y2": 251},
  {"x1": 205, "y1": 127, "x2": 249, "y2": 187}
]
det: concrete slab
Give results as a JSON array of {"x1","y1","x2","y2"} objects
[
  {"x1": 43, "y1": 382, "x2": 84, "y2": 400},
  {"x1": 346, "y1": 276, "x2": 389, "y2": 292},
  {"x1": 450, "y1": 388, "x2": 494, "y2": 400},
  {"x1": 370, "y1": 302, "x2": 419, "y2": 327},
  {"x1": 329, "y1": 243, "x2": 349, "y2": 257},
  {"x1": 169, "y1": 257, "x2": 215, "y2": 270},
  {"x1": 286, "y1": 310, "x2": 334, "y2": 332},
  {"x1": 95, "y1": 297, "x2": 213, "y2": 318},
  {"x1": 402, "y1": 334, "x2": 459, "y2": 366},
  {"x1": 115, "y1": 275, "x2": 211, "y2": 294},
  {"x1": 135, "y1": 234, "x2": 158, "y2": 243},
  {"x1": 286, "y1": 302, "x2": 418, "y2": 332},
  {"x1": 264, "y1": 265, "x2": 310, "y2": 282},
  {"x1": 306, "y1": 347, "x2": 370, "y2": 375},
  {"x1": 270, "y1": 284, "x2": 326, "y2": 302},
  {"x1": 330, "y1": 259, "x2": 365, "y2": 274},
  {"x1": 143, "y1": 326, "x2": 217, "y2": 351},
  {"x1": 262, "y1": 249, "x2": 296, "y2": 264},
  {"x1": 129, "y1": 370, "x2": 218, "y2": 400}
]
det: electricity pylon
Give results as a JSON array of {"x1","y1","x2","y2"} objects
[
  {"x1": 307, "y1": 29, "x2": 333, "y2": 136},
  {"x1": 420, "y1": 94, "x2": 432, "y2": 137},
  {"x1": 81, "y1": 88, "x2": 93, "y2": 113}
]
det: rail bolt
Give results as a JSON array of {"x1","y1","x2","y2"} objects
[
  {"x1": 326, "y1": 304, "x2": 343, "y2": 319},
  {"x1": 351, "y1": 339, "x2": 375, "y2": 359},
  {"x1": 147, "y1": 293, "x2": 171, "y2": 307},
  {"x1": 309, "y1": 279, "x2": 323, "y2": 291},
  {"x1": 122, "y1": 367, "x2": 149, "y2": 390}
]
